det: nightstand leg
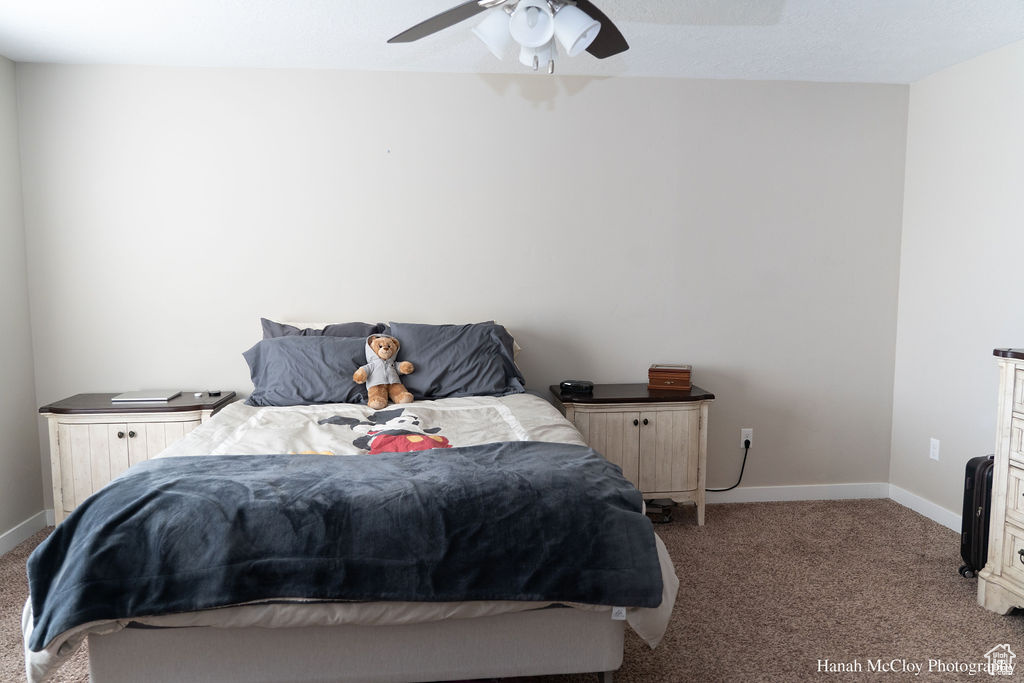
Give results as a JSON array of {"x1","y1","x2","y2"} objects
[{"x1": 697, "y1": 403, "x2": 708, "y2": 526}]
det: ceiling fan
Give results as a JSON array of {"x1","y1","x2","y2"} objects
[{"x1": 387, "y1": 0, "x2": 629, "y2": 73}]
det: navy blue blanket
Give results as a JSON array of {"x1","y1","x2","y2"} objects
[{"x1": 28, "y1": 441, "x2": 662, "y2": 651}]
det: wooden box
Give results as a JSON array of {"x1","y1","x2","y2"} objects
[{"x1": 648, "y1": 364, "x2": 692, "y2": 391}]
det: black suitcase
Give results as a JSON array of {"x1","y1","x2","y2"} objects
[{"x1": 959, "y1": 454, "x2": 995, "y2": 578}]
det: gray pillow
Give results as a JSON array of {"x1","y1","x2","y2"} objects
[
  {"x1": 261, "y1": 318, "x2": 384, "y2": 339},
  {"x1": 243, "y1": 336, "x2": 367, "y2": 406},
  {"x1": 388, "y1": 322, "x2": 525, "y2": 400}
]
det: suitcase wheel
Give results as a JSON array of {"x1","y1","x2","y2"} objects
[{"x1": 958, "y1": 565, "x2": 976, "y2": 578}]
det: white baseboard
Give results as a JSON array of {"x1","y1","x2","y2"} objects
[
  {"x1": 706, "y1": 482, "x2": 961, "y2": 532},
  {"x1": 707, "y1": 482, "x2": 890, "y2": 504},
  {"x1": 888, "y1": 484, "x2": 961, "y2": 532},
  {"x1": 0, "y1": 510, "x2": 50, "y2": 557}
]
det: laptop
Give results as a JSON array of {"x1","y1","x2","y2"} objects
[{"x1": 111, "y1": 390, "x2": 182, "y2": 402}]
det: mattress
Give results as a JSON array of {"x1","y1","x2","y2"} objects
[{"x1": 24, "y1": 393, "x2": 679, "y2": 683}]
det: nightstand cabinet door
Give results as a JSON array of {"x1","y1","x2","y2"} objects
[
  {"x1": 129, "y1": 421, "x2": 199, "y2": 465},
  {"x1": 57, "y1": 423, "x2": 129, "y2": 517},
  {"x1": 54, "y1": 418, "x2": 201, "y2": 517},
  {"x1": 638, "y1": 408, "x2": 699, "y2": 494},
  {"x1": 573, "y1": 411, "x2": 641, "y2": 487}
]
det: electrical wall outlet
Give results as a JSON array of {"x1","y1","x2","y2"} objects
[
  {"x1": 929, "y1": 437, "x2": 940, "y2": 461},
  {"x1": 741, "y1": 428, "x2": 753, "y2": 448}
]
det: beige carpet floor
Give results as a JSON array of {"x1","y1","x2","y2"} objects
[{"x1": 3, "y1": 499, "x2": 1023, "y2": 682}]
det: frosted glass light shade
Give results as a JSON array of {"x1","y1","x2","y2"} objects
[
  {"x1": 519, "y1": 39, "x2": 557, "y2": 70},
  {"x1": 553, "y1": 5, "x2": 601, "y2": 56},
  {"x1": 472, "y1": 8, "x2": 512, "y2": 59},
  {"x1": 509, "y1": 0, "x2": 555, "y2": 48}
]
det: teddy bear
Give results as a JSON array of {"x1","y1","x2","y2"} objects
[{"x1": 353, "y1": 334, "x2": 415, "y2": 410}]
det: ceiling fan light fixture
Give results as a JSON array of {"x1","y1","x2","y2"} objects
[
  {"x1": 509, "y1": 0, "x2": 555, "y2": 48},
  {"x1": 553, "y1": 4, "x2": 601, "y2": 56},
  {"x1": 386, "y1": 0, "x2": 628, "y2": 72},
  {"x1": 471, "y1": 8, "x2": 513, "y2": 59}
]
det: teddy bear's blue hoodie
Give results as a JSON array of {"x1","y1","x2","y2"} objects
[{"x1": 358, "y1": 335, "x2": 403, "y2": 388}]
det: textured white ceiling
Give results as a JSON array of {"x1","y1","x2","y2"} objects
[{"x1": 0, "y1": 0, "x2": 1023, "y2": 83}]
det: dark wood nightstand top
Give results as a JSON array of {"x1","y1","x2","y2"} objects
[
  {"x1": 549, "y1": 382, "x2": 714, "y2": 404},
  {"x1": 40, "y1": 391, "x2": 237, "y2": 415}
]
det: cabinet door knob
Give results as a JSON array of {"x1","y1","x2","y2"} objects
[
  {"x1": 643, "y1": 418, "x2": 649, "y2": 426},
  {"x1": 1019, "y1": 549, "x2": 1024, "y2": 565},
  {"x1": 633, "y1": 419, "x2": 639, "y2": 427},
  {"x1": 128, "y1": 430, "x2": 137, "y2": 438},
  {"x1": 117, "y1": 431, "x2": 125, "y2": 439}
]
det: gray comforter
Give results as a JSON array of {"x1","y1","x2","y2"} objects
[{"x1": 27, "y1": 440, "x2": 663, "y2": 651}]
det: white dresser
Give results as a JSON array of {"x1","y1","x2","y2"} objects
[{"x1": 978, "y1": 348, "x2": 1024, "y2": 613}]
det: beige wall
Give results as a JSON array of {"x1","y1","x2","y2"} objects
[
  {"x1": 891, "y1": 40, "x2": 1024, "y2": 513},
  {"x1": 15, "y1": 65, "x2": 908, "y2": 509},
  {"x1": 0, "y1": 57, "x2": 42, "y2": 536}
]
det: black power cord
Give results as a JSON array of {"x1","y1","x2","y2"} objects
[{"x1": 707, "y1": 439, "x2": 751, "y2": 492}]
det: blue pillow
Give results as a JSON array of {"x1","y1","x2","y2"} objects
[
  {"x1": 243, "y1": 336, "x2": 367, "y2": 406},
  {"x1": 261, "y1": 318, "x2": 385, "y2": 339},
  {"x1": 388, "y1": 322, "x2": 525, "y2": 399}
]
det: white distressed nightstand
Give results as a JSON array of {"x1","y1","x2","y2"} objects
[
  {"x1": 550, "y1": 383, "x2": 714, "y2": 525},
  {"x1": 39, "y1": 391, "x2": 236, "y2": 523}
]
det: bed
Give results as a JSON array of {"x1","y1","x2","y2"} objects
[{"x1": 23, "y1": 321, "x2": 680, "y2": 683}]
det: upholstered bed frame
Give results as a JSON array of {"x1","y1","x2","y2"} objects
[{"x1": 87, "y1": 607, "x2": 624, "y2": 682}]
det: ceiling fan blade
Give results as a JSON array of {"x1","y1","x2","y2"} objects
[
  {"x1": 387, "y1": 1, "x2": 488, "y2": 43},
  {"x1": 575, "y1": 0, "x2": 629, "y2": 58}
]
